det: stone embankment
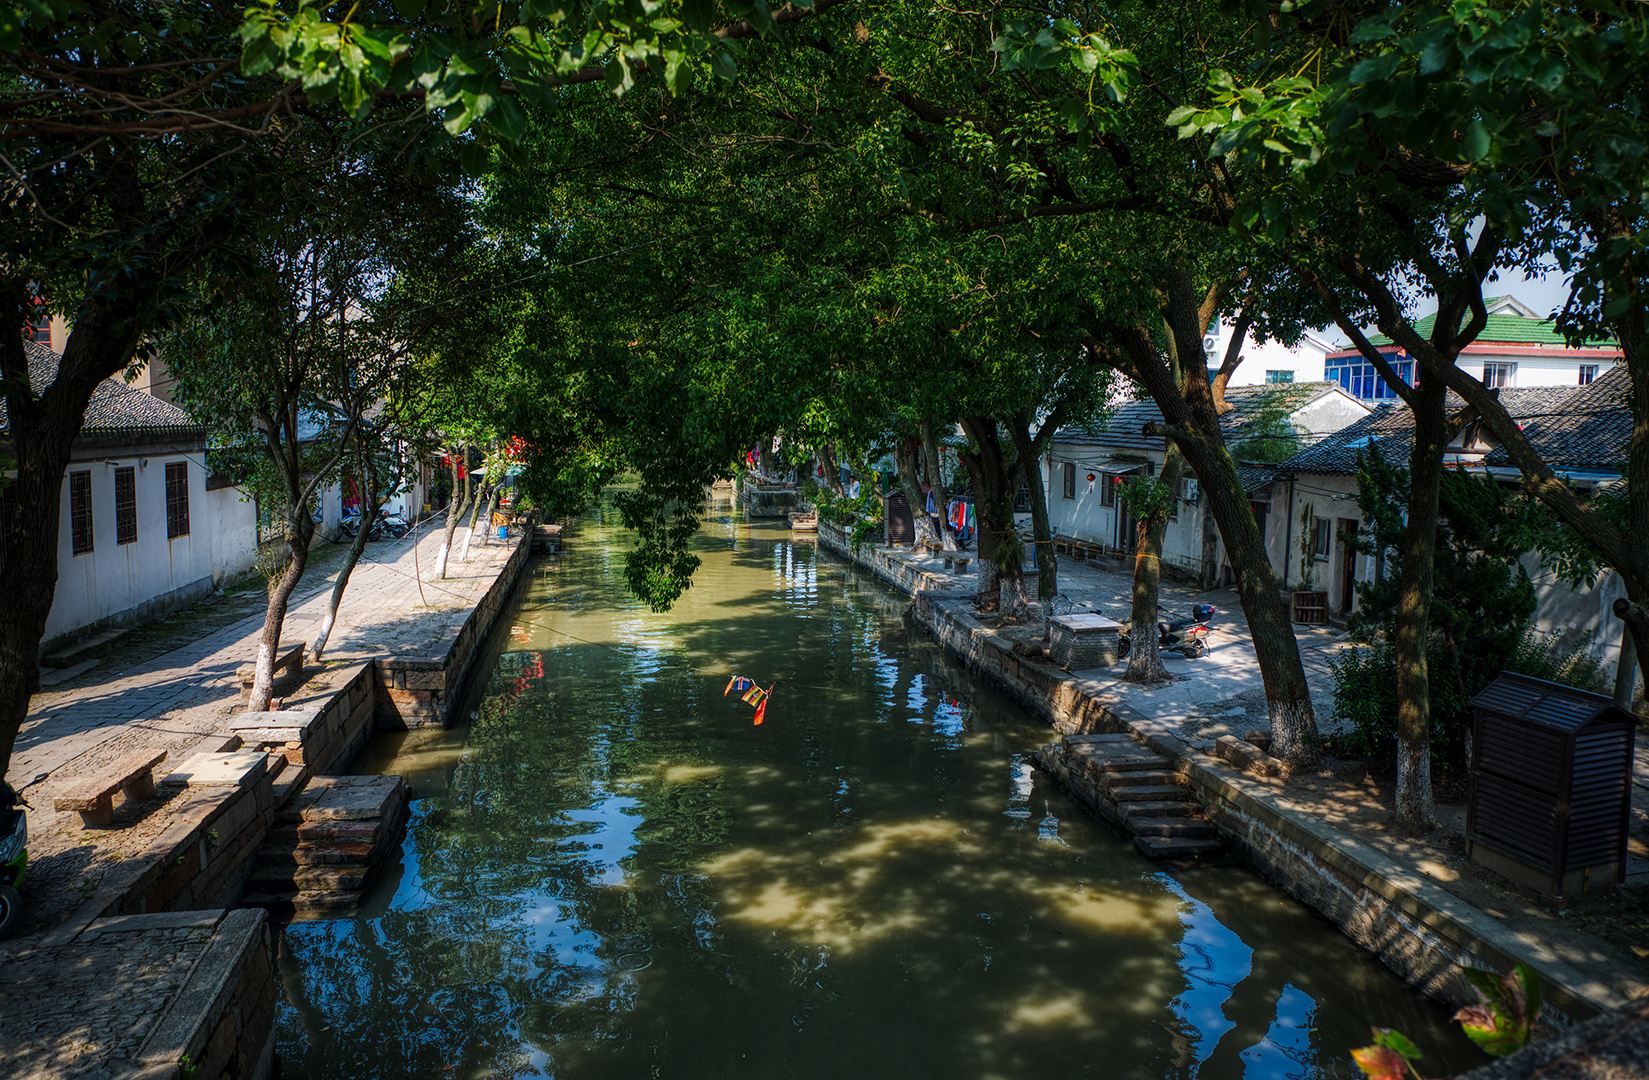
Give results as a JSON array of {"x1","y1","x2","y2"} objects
[
  {"x1": 3, "y1": 517, "x2": 537, "y2": 1080},
  {"x1": 817, "y1": 523, "x2": 1634, "y2": 1032}
]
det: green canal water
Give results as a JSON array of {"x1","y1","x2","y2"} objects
[{"x1": 274, "y1": 490, "x2": 1486, "y2": 1080}]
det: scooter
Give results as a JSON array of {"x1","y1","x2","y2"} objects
[
  {"x1": 369, "y1": 511, "x2": 409, "y2": 540},
  {"x1": 0, "y1": 780, "x2": 30, "y2": 938},
  {"x1": 1116, "y1": 603, "x2": 1217, "y2": 660}
]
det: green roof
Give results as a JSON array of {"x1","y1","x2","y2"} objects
[{"x1": 1364, "y1": 311, "x2": 1613, "y2": 350}]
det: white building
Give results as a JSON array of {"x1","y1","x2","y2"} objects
[
  {"x1": 1267, "y1": 368, "x2": 1630, "y2": 673},
  {"x1": 1202, "y1": 321, "x2": 1337, "y2": 387},
  {"x1": 2, "y1": 342, "x2": 258, "y2": 652},
  {"x1": 1042, "y1": 383, "x2": 1370, "y2": 587},
  {"x1": 1320, "y1": 295, "x2": 1622, "y2": 401}
]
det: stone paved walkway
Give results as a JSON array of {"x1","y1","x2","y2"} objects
[{"x1": 4, "y1": 517, "x2": 517, "y2": 937}]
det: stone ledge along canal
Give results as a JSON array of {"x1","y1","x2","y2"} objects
[{"x1": 274, "y1": 489, "x2": 1486, "y2": 1080}]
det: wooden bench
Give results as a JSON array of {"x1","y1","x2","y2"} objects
[
  {"x1": 1053, "y1": 534, "x2": 1106, "y2": 561},
  {"x1": 55, "y1": 748, "x2": 168, "y2": 827},
  {"x1": 237, "y1": 642, "x2": 306, "y2": 704}
]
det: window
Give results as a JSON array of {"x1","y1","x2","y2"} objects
[
  {"x1": 165, "y1": 461, "x2": 190, "y2": 539},
  {"x1": 1312, "y1": 516, "x2": 1332, "y2": 559},
  {"x1": 1265, "y1": 370, "x2": 1295, "y2": 384},
  {"x1": 1100, "y1": 473, "x2": 1116, "y2": 508},
  {"x1": 1483, "y1": 362, "x2": 1515, "y2": 389},
  {"x1": 70, "y1": 470, "x2": 93, "y2": 555},
  {"x1": 1061, "y1": 461, "x2": 1076, "y2": 500},
  {"x1": 1325, "y1": 354, "x2": 1415, "y2": 400},
  {"x1": 24, "y1": 311, "x2": 50, "y2": 343},
  {"x1": 1578, "y1": 365, "x2": 1598, "y2": 386},
  {"x1": 114, "y1": 467, "x2": 137, "y2": 545}
]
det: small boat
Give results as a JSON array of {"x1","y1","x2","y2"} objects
[{"x1": 788, "y1": 510, "x2": 819, "y2": 533}]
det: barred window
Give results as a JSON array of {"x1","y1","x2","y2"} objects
[
  {"x1": 1061, "y1": 462, "x2": 1075, "y2": 500},
  {"x1": 165, "y1": 461, "x2": 190, "y2": 539},
  {"x1": 115, "y1": 466, "x2": 137, "y2": 545},
  {"x1": 70, "y1": 470, "x2": 93, "y2": 555}
]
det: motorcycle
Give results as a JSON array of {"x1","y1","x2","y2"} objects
[
  {"x1": 1116, "y1": 603, "x2": 1217, "y2": 660},
  {"x1": 368, "y1": 511, "x2": 409, "y2": 541},
  {"x1": 1, "y1": 780, "x2": 30, "y2": 938}
]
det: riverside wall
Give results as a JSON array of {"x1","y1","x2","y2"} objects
[
  {"x1": 14, "y1": 531, "x2": 535, "y2": 1080},
  {"x1": 374, "y1": 528, "x2": 533, "y2": 729},
  {"x1": 817, "y1": 527, "x2": 1623, "y2": 1027}
]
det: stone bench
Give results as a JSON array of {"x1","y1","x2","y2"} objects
[
  {"x1": 236, "y1": 642, "x2": 306, "y2": 704},
  {"x1": 55, "y1": 748, "x2": 169, "y2": 826},
  {"x1": 952, "y1": 556, "x2": 971, "y2": 574}
]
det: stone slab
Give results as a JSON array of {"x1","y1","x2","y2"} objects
[
  {"x1": 160, "y1": 751, "x2": 269, "y2": 788},
  {"x1": 290, "y1": 774, "x2": 404, "y2": 822},
  {"x1": 1048, "y1": 613, "x2": 1123, "y2": 632},
  {"x1": 136, "y1": 907, "x2": 265, "y2": 1065},
  {"x1": 226, "y1": 708, "x2": 321, "y2": 733}
]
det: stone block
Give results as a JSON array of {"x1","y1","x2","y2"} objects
[
  {"x1": 1048, "y1": 613, "x2": 1122, "y2": 670},
  {"x1": 1215, "y1": 735, "x2": 1284, "y2": 778},
  {"x1": 383, "y1": 688, "x2": 433, "y2": 706},
  {"x1": 161, "y1": 751, "x2": 269, "y2": 789},
  {"x1": 404, "y1": 670, "x2": 445, "y2": 691}
]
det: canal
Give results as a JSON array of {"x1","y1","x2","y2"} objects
[{"x1": 274, "y1": 490, "x2": 1485, "y2": 1079}]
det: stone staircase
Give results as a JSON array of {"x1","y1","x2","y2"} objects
[
  {"x1": 1035, "y1": 733, "x2": 1226, "y2": 864},
  {"x1": 244, "y1": 774, "x2": 410, "y2": 916}
]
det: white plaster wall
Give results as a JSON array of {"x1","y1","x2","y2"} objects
[
  {"x1": 1524, "y1": 559, "x2": 1630, "y2": 681},
  {"x1": 1206, "y1": 321, "x2": 1330, "y2": 387},
  {"x1": 1292, "y1": 392, "x2": 1372, "y2": 441},
  {"x1": 1044, "y1": 451, "x2": 1127, "y2": 550},
  {"x1": 45, "y1": 452, "x2": 221, "y2": 642},
  {"x1": 1456, "y1": 354, "x2": 1617, "y2": 388},
  {"x1": 206, "y1": 484, "x2": 258, "y2": 586}
]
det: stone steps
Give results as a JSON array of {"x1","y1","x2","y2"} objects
[
  {"x1": 1036, "y1": 733, "x2": 1226, "y2": 864},
  {"x1": 244, "y1": 774, "x2": 408, "y2": 916},
  {"x1": 1134, "y1": 835, "x2": 1226, "y2": 860}
]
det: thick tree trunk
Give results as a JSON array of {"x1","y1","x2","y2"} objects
[
  {"x1": 0, "y1": 296, "x2": 144, "y2": 776},
  {"x1": 814, "y1": 446, "x2": 845, "y2": 498},
  {"x1": 1390, "y1": 379, "x2": 1449, "y2": 832},
  {"x1": 247, "y1": 515, "x2": 313, "y2": 712},
  {"x1": 1124, "y1": 448, "x2": 1187, "y2": 685},
  {"x1": 959, "y1": 415, "x2": 1030, "y2": 620},
  {"x1": 920, "y1": 416, "x2": 959, "y2": 552},
  {"x1": 1008, "y1": 415, "x2": 1058, "y2": 602},
  {"x1": 893, "y1": 437, "x2": 941, "y2": 549},
  {"x1": 312, "y1": 452, "x2": 381, "y2": 662}
]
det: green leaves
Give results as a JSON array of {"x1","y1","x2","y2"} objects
[{"x1": 1454, "y1": 963, "x2": 1541, "y2": 1058}]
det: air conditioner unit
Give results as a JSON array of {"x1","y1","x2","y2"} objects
[{"x1": 1182, "y1": 478, "x2": 1199, "y2": 502}]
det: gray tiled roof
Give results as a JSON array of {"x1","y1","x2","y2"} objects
[
  {"x1": 2, "y1": 341, "x2": 205, "y2": 439},
  {"x1": 1054, "y1": 382, "x2": 1353, "y2": 452},
  {"x1": 1277, "y1": 376, "x2": 1628, "y2": 476}
]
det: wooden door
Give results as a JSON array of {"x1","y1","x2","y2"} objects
[{"x1": 1339, "y1": 519, "x2": 1358, "y2": 612}]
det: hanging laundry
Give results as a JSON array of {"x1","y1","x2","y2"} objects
[
  {"x1": 752, "y1": 696, "x2": 768, "y2": 726},
  {"x1": 925, "y1": 491, "x2": 936, "y2": 515},
  {"x1": 724, "y1": 675, "x2": 754, "y2": 696},
  {"x1": 741, "y1": 684, "x2": 767, "y2": 707}
]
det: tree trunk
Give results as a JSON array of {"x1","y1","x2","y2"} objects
[
  {"x1": 892, "y1": 437, "x2": 941, "y2": 548},
  {"x1": 1387, "y1": 378, "x2": 1450, "y2": 832},
  {"x1": 436, "y1": 444, "x2": 471, "y2": 580},
  {"x1": 921, "y1": 415, "x2": 959, "y2": 551},
  {"x1": 814, "y1": 446, "x2": 845, "y2": 498},
  {"x1": 312, "y1": 451, "x2": 381, "y2": 662},
  {"x1": 0, "y1": 296, "x2": 144, "y2": 775},
  {"x1": 478, "y1": 484, "x2": 505, "y2": 547},
  {"x1": 459, "y1": 478, "x2": 489, "y2": 563},
  {"x1": 1008, "y1": 412, "x2": 1058, "y2": 602},
  {"x1": 247, "y1": 514, "x2": 314, "y2": 712},
  {"x1": 959, "y1": 415, "x2": 1028, "y2": 619},
  {"x1": 1124, "y1": 447, "x2": 1187, "y2": 684}
]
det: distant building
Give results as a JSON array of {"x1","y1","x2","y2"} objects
[
  {"x1": 1320, "y1": 295, "x2": 1622, "y2": 401},
  {"x1": 1201, "y1": 320, "x2": 1336, "y2": 388},
  {"x1": 1267, "y1": 367, "x2": 1629, "y2": 674},
  {"x1": 1043, "y1": 383, "x2": 1370, "y2": 586},
  {"x1": 1, "y1": 341, "x2": 258, "y2": 653}
]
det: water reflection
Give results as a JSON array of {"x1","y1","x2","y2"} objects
[{"x1": 275, "y1": 491, "x2": 1483, "y2": 1080}]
